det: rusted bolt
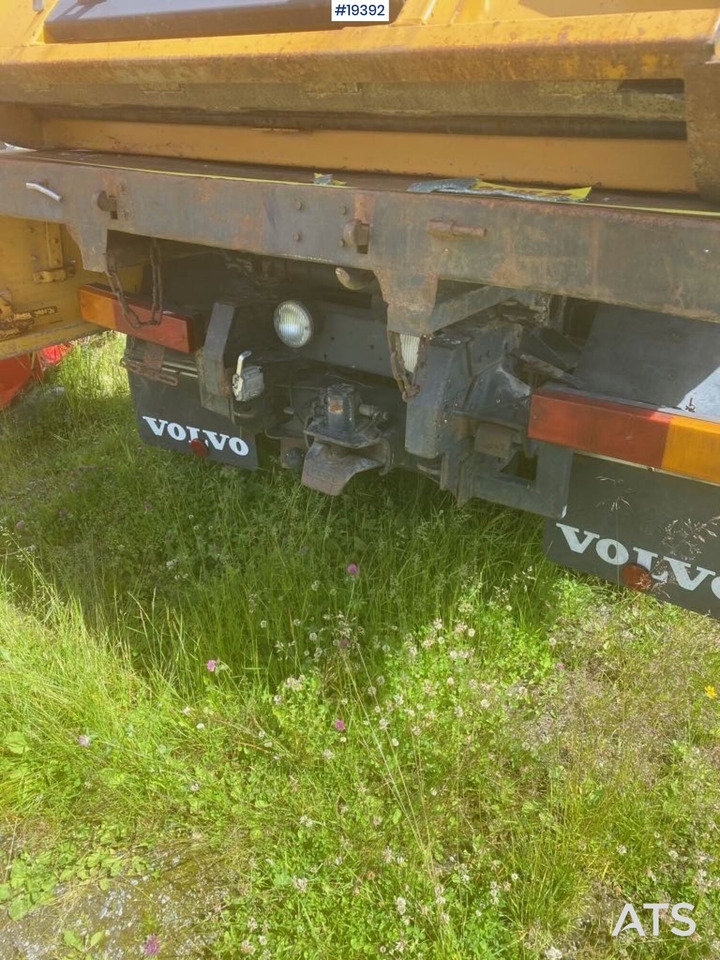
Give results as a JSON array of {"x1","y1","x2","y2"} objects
[
  {"x1": 95, "y1": 190, "x2": 118, "y2": 214},
  {"x1": 295, "y1": 199, "x2": 304, "y2": 211},
  {"x1": 293, "y1": 232, "x2": 302, "y2": 243},
  {"x1": 342, "y1": 219, "x2": 370, "y2": 253}
]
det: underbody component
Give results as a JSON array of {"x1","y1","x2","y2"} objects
[
  {"x1": 232, "y1": 351, "x2": 264, "y2": 403},
  {"x1": 302, "y1": 383, "x2": 398, "y2": 495},
  {"x1": 196, "y1": 301, "x2": 235, "y2": 418}
]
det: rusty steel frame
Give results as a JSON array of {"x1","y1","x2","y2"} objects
[{"x1": 0, "y1": 150, "x2": 719, "y2": 335}]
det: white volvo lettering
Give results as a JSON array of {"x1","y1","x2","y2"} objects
[
  {"x1": 204, "y1": 430, "x2": 228, "y2": 452},
  {"x1": 596, "y1": 538, "x2": 629, "y2": 566},
  {"x1": 663, "y1": 558, "x2": 714, "y2": 592},
  {"x1": 555, "y1": 524, "x2": 600, "y2": 555},
  {"x1": 143, "y1": 417, "x2": 168, "y2": 438},
  {"x1": 555, "y1": 522, "x2": 719, "y2": 601},
  {"x1": 141, "y1": 416, "x2": 250, "y2": 458}
]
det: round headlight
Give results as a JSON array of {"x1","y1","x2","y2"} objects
[{"x1": 273, "y1": 300, "x2": 314, "y2": 349}]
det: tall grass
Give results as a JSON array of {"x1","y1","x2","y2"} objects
[{"x1": 1, "y1": 337, "x2": 719, "y2": 959}]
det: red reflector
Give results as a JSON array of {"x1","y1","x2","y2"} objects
[
  {"x1": 79, "y1": 284, "x2": 194, "y2": 353},
  {"x1": 529, "y1": 390, "x2": 671, "y2": 469},
  {"x1": 189, "y1": 439, "x2": 209, "y2": 458},
  {"x1": 621, "y1": 563, "x2": 654, "y2": 592}
]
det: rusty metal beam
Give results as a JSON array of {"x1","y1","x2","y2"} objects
[
  {"x1": 0, "y1": 151, "x2": 717, "y2": 335},
  {"x1": 38, "y1": 119, "x2": 699, "y2": 195}
]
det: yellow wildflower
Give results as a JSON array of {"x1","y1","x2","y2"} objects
[{"x1": 705, "y1": 685, "x2": 717, "y2": 699}]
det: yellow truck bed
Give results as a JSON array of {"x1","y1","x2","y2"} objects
[{"x1": 0, "y1": 2, "x2": 717, "y2": 196}]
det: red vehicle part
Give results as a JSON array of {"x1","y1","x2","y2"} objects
[{"x1": 0, "y1": 344, "x2": 71, "y2": 410}]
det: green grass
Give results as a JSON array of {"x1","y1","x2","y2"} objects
[{"x1": 1, "y1": 336, "x2": 720, "y2": 959}]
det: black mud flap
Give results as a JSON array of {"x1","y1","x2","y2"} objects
[
  {"x1": 128, "y1": 371, "x2": 258, "y2": 470},
  {"x1": 545, "y1": 455, "x2": 720, "y2": 618}
]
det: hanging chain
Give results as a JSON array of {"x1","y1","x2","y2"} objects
[
  {"x1": 148, "y1": 237, "x2": 164, "y2": 326},
  {"x1": 105, "y1": 250, "x2": 142, "y2": 329},
  {"x1": 105, "y1": 238, "x2": 164, "y2": 329}
]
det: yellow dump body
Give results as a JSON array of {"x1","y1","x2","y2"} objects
[{"x1": 0, "y1": 1, "x2": 717, "y2": 197}]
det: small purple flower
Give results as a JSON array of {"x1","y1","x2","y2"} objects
[
  {"x1": 334, "y1": 719, "x2": 346, "y2": 732},
  {"x1": 347, "y1": 563, "x2": 359, "y2": 577},
  {"x1": 206, "y1": 659, "x2": 218, "y2": 673},
  {"x1": 338, "y1": 637, "x2": 350, "y2": 649},
  {"x1": 77, "y1": 734, "x2": 91, "y2": 748},
  {"x1": 556, "y1": 662, "x2": 566, "y2": 671},
  {"x1": 143, "y1": 934, "x2": 161, "y2": 956}
]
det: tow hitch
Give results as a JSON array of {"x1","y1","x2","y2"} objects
[{"x1": 302, "y1": 383, "x2": 396, "y2": 495}]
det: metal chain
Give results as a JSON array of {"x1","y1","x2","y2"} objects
[
  {"x1": 148, "y1": 237, "x2": 164, "y2": 326},
  {"x1": 105, "y1": 251, "x2": 142, "y2": 330},
  {"x1": 105, "y1": 239, "x2": 164, "y2": 329}
]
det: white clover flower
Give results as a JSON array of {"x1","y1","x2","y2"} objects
[{"x1": 395, "y1": 896, "x2": 407, "y2": 916}]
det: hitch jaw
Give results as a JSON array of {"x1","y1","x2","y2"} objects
[{"x1": 301, "y1": 442, "x2": 382, "y2": 496}]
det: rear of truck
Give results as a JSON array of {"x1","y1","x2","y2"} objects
[{"x1": 0, "y1": 0, "x2": 719, "y2": 616}]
